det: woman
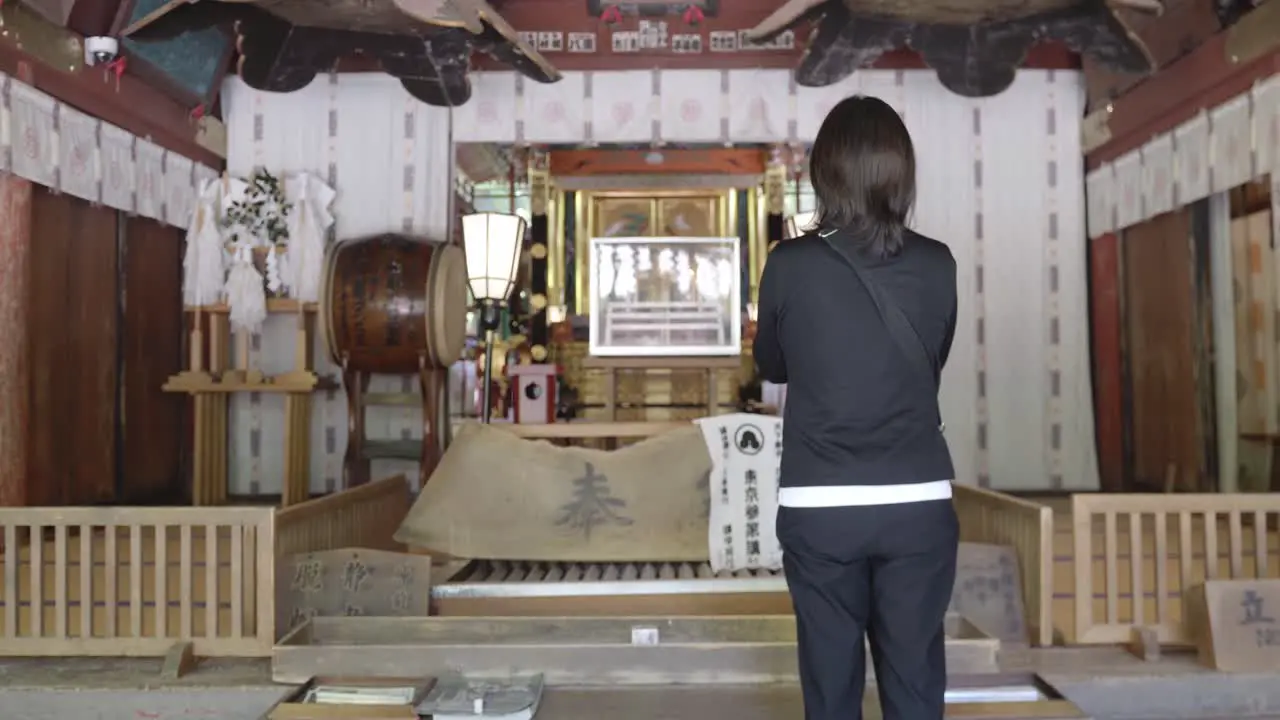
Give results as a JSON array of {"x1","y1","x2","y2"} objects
[{"x1": 753, "y1": 95, "x2": 959, "y2": 720}]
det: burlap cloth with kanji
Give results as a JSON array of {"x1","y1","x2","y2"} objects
[{"x1": 394, "y1": 423, "x2": 713, "y2": 562}]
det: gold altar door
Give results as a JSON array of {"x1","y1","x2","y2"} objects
[{"x1": 563, "y1": 189, "x2": 751, "y2": 420}]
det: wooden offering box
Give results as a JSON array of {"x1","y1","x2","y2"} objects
[{"x1": 273, "y1": 614, "x2": 1000, "y2": 685}]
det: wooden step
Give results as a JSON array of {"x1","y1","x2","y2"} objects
[
  {"x1": 361, "y1": 440, "x2": 421, "y2": 460},
  {"x1": 363, "y1": 392, "x2": 421, "y2": 407}
]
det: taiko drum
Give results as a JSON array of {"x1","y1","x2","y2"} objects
[{"x1": 320, "y1": 233, "x2": 469, "y2": 373}]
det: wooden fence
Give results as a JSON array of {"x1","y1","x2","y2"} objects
[
  {"x1": 0, "y1": 475, "x2": 413, "y2": 657},
  {"x1": 1072, "y1": 492, "x2": 1280, "y2": 644},
  {"x1": 0, "y1": 506, "x2": 275, "y2": 656},
  {"x1": 952, "y1": 484, "x2": 1055, "y2": 647},
  {"x1": 274, "y1": 475, "x2": 411, "y2": 560}
]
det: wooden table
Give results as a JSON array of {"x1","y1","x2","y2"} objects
[{"x1": 581, "y1": 355, "x2": 742, "y2": 420}]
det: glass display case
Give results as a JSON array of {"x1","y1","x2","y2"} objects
[{"x1": 587, "y1": 236, "x2": 741, "y2": 357}]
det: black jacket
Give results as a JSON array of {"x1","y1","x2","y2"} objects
[{"x1": 754, "y1": 229, "x2": 958, "y2": 488}]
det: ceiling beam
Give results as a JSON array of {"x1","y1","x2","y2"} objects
[
  {"x1": 1085, "y1": 2, "x2": 1280, "y2": 168},
  {"x1": 0, "y1": 23, "x2": 222, "y2": 167},
  {"x1": 66, "y1": 0, "x2": 125, "y2": 37}
]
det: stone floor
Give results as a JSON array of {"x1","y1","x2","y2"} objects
[{"x1": 0, "y1": 647, "x2": 1275, "y2": 719}]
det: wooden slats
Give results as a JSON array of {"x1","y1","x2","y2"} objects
[
  {"x1": 180, "y1": 524, "x2": 192, "y2": 639},
  {"x1": 4, "y1": 525, "x2": 15, "y2": 637},
  {"x1": 205, "y1": 524, "x2": 217, "y2": 638},
  {"x1": 79, "y1": 527, "x2": 91, "y2": 640},
  {"x1": 130, "y1": 524, "x2": 142, "y2": 638},
  {"x1": 951, "y1": 484, "x2": 1055, "y2": 647},
  {"x1": 54, "y1": 524, "x2": 66, "y2": 639},
  {"x1": 0, "y1": 507, "x2": 274, "y2": 656},
  {"x1": 1073, "y1": 494, "x2": 1280, "y2": 645},
  {"x1": 0, "y1": 481, "x2": 411, "y2": 656}
]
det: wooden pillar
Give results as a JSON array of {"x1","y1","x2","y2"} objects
[
  {"x1": 763, "y1": 161, "x2": 785, "y2": 255},
  {"x1": 1089, "y1": 232, "x2": 1125, "y2": 492},
  {"x1": 0, "y1": 173, "x2": 33, "y2": 507}
]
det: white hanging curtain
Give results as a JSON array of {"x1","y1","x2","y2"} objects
[
  {"x1": 134, "y1": 140, "x2": 167, "y2": 221},
  {"x1": 657, "y1": 70, "x2": 722, "y2": 143},
  {"x1": 8, "y1": 81, "x2": 57, "y2": 188},
  {"x1": 451, "y1": 72, "x2": 519, "y2": 143},
  {"x1": 590, "y1": 70, "x2": 654, "y2": 144},
  {"x1": 523, "y1": 71, "x2": 587, "y2": 144},
  {"x1": 56, "y1": 104, "x2": 100, "y2": 202},
  {"x1": 727, "y1": 69, "x2": 791, "y2": 143},
  {"x1": 1210, "y1": 94, "x2": 1252, "y2": 193},
  {"x1": 100, "y1": 123, "x2": 137, "y2": 213}
]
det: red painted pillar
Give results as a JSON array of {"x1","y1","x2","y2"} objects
[
  {"x1": 1090, "y1": 232, "x2": 1125, "y2": 492},
  {"x1": 0, "y1": 172, "x2": 32, "y2": 507}
]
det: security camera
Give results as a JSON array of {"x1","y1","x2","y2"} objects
[{"x1": 84, "y1": 36, "x2": 120, "y2": 67}]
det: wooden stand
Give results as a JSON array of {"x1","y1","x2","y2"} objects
[
  {"x1": 582, "y1": 356, "x2": 742, "y2": 421},
  {"x1": 341, "y1": 359, "x2": 445, "y2": 491},
  {"x1": 164, "y1": 299, "x2": 333, "y2": 507}
]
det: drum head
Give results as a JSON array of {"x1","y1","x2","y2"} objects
[
  {"x1": 428, "y1": 244, "x2": 469, "y2": 366},
  {"x1": 320, "y1": 240, "x2": 345, "y2": 365}
]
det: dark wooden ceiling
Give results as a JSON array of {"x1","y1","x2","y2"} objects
[{"x1": 7, "y1": 0, "x2": 1266, "y2": 122}]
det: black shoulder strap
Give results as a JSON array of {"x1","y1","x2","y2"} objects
[{"x1": 818, "y1": 232, "x2": 939, "y2": 391}]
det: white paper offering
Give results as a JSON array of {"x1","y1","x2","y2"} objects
[{"x1": 696, "y1": 413, "x2": 784, "y2": 573}]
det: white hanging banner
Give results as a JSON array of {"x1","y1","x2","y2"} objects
[
  {"x1": 1253, "y1": 75, "x2": 1280, "y2": 181},
  {"x1": 1210, "y1": 94, "x2": 1252, "y2": 193},
  {"x1": 659, "y1": 70, "x2": 722, "y2": 143},
  {"x1": 1174, "y1": 111, "x2": 1211, "y2": 205},
  {"x1": 9, "y1": 81, "x2": 57, "y2": 189},
  {"x1": 134, "y1": 139, "x2": 166, "y2": 221},
  {"x1": 697, "y1": 413, "x2": 784, "y2": 574},
  {"x1": 795, "y1": 75, "x2": 861, "y2": 143},
  {"x1": 523, "y1": 71, "x2": 586, "y2": 144},
  {"x1": 1140, "y1": 132, "x2": 1174, "y2": 219},
  {"x1": 590, "y1": 70, "x2": 653, "y2": 144},
  {"x1": 99, "y1": 123, "x2": 136, "y2": 213},
  {"x1": 451, "y1": 72, "x2": 518, "y2": 143},
  {"x1": 1113, "y1": 150, "x2": 1143, "y2": 230},
  {"x1": 164, "y1": 152, "x2": 195, "y2": 228},
  {"x1": 1085, "y1": 164, "x2": 1115, "y2": 238},
  {"x1": 859, "y1": 71, "x2": 904, "y2": 115},
  {"x1": 727, "y1": 69, "x2": 791, "y2": 143},
  {"x1": 56, "y1": 105, "x2": 99, "y2": 202},
  {"x1": 194, "y1": 163, "x2": 218, "y2": 197}
]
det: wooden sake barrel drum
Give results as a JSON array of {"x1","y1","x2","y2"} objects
[{"x1": 321, "y1": 233, "x2": 469, "y2": 373}]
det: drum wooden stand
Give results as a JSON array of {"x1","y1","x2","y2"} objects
[
  {"x1": 164, "y1": 299, "x2": 333, "y2": 507},
  {"x1": 340, "y1": 357, "x2": 446, "y2": 490},
  {"x1": 337, "y1": 358, "x2": 448, "y2": 486},
  {"x1": 321, "y1": 234, "x2": 468, "y2": 493}
]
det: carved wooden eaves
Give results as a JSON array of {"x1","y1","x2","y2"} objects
[
  {"x1": 747, "y1": 0, "x2": 1158, "y2": 97},
  {"x1": 122, "y1": 0, "x2": 561, "y2": 107}
]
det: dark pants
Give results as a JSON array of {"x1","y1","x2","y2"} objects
[{"x1": 777, "y1": 499, "x2": 959, "y2": 720}]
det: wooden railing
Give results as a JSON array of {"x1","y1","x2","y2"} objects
[
  {"x1": 274, "y1": 474, "x2": 411, "y2": 560},
  {"x1": 0, "y1": 507, "x2": 276, "y2": 656},
  {"x1": 0, "y1": 475, "x2": 415, "y2": 657},
  {"x1": 952, "y1": 484, "x2": 1055, "y2": 647},
  {"x1": 1072, "y1": 493, "x2": 1280, "y2": 644}
]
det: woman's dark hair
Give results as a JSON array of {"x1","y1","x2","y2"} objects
[{"x1": 809, "y1": 95, "x2": 916, "y2": 258}]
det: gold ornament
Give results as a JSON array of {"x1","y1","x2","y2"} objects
[
  {"x1": 530, "y1": 293, "x2": 548, "y2": 310},
  {"x1": 531, "y1": 344, "x2": 548, "y2": 361},
  {"x1": 530, "y1": 243, "x2": 548, "y2": 259}
]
